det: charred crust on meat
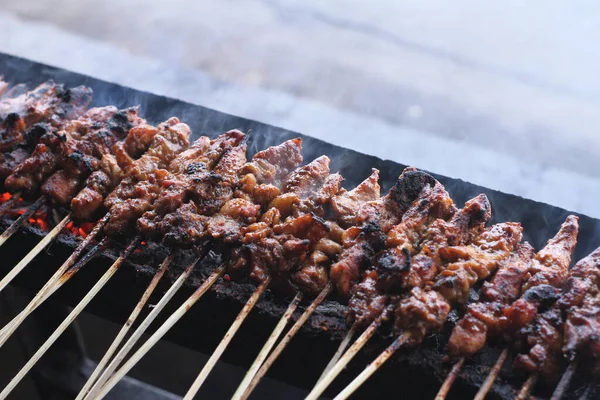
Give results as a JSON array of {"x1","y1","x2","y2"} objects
[
  {"x1": 389, "y1": 169, "x2": 437, "y2": 211},
  {"x1": 24, "y1": 124, "x2": 51, "y2": 146},
  {"x1": 186, "y1": 162, "x2": 208, "y2": 175},
  {"x1": 55, "y1": 85, "x2": 71, "y2": 103},
  {"x1": 522, "y1": 284, "x2": 561, "y2": 310}
]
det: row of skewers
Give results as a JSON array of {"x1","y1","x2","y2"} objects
[{"x1": 0, "y1": 77, "x2": 598, "y2": 400}]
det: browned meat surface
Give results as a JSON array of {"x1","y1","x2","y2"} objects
[
  {"x1": 42, "y1": 107, "x2": 144, "y2": 205},
  {"x1": 159, "y1": 132, "x2": 247, "y2": 246},
  {"x1": 103, "y1": 118, "x2": 191, "y2": 235},
  {"x1": 560, "y1": 246, "x2": 600, "y2": 365},
  {"x1": 448, "y1": 243, "x2": 535, "y2": 358},
  {"x1": 331, "y1": 168, "x2": 441, "y2": 299},
  {"x1": 0, "y1": 81, "x2": 91, "y2": 152},
  {"x1": 392, "y1": 221, "x2": 522, "y2": 345},
  {"x1": 71, "y1": 124, "x2": 161, "y2": 220},
  {"x1": 504, "y1": 216, "x2": 579, "y2": 331},
  {"x1": 0, "y1": 147, "x2": 28, "y2": 180},
  {"x1": 348, "y1": 194, "x2": 490, "y2": 328},
  {"x1": 435, "y1": 222, "x2": 523, "y2": 304},
  {"x1": 502, "y1": 216, "x2": 579, "y2": 379},
  {"x1": 331, "y1": 169, "x2": 380, "y2": 228},
  {"x1": 5, "y1": 106, "x2": 140, "y2": 197},
  {"x1": 139, "y1": 131, "x2": 245, "y2": 242}
]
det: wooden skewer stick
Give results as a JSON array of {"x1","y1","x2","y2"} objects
[
  {"x1": 516, "y1": 373, "x2": 538, "y2": 400},
  {"x1": 83, "y1": 254, "x2": 207, "y2": 399},
  {"x1": 184, "y1": 277, "x2": 272, "y2": 400},
  {"x1": 317, "y1": 325, "x2": 356, "y2": 385},
  {"x1": 332, "y1": 332, "x2": 413, "y2": 400},
  {"x1": 0, "y1": 239, "x2": 139, "y2": 400},
  {"x1": 0, "y1": 191, "x2": 21, "y2": 218},
  {"x1": 473, "y1": 347, "x2": 509, "y2": 400},
  {"x1": 0, "y1": 237, "x2": 107, "y2": 344},
  {"x1": 0, "y1": 196, "x2": 44, "y2": 247},
  {"x1": 231, "y1": 292, "x2": 303, "y2": 400},
  {"x1": 75, "y1": 254, "x2": 174, "y2": 400},
  {"x1": 305, "y1": 319, "x2": 380, "y2": 400},
  {"x1": 0, "y1": 216, "x2": 108, "y2": 341},
  {"x1": 0, "y1": 214, "x2": 70, "y2": 294},
  {"x1": 88, "y1": 266, "x2": 225, "y2": 400},
  {"x1": 434, "y1": 357, "x2": 465, "y2": 400},
  {"x1": 550, "y1": 360, "x2": 579, "y2": 400},
  {"x1": 240, "y1": 282, "x2": 334, "y2": 400}
]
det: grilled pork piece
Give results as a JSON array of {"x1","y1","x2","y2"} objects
[
  {"x1": 505, "y1": 216, "x2": 579, "y2": 380},
  {"x1": 41, "y1": 107, "x2": 144, "y2": 205},
  {"x1": 558, "y1": 246, "x2": 600, "y2": 373},
  {"x1": 393, "y1": 221, "x2": 523, "y2": 346},
  {"x1": 71, "y1": 123, "x2": 161, "y2": 220},
  {"x1": 348, "y1": 194, "x2": 490, "y2": 329},
  {"x1": 0, "y1": 81, "x2": 92, "y2": 153},
  {"x1": 155, "y1": 131, "x2": 248, "y2": 246},
  {"x1": 330, "y1": 168, "x2": 440, "y2": 299},
  {"x1": 103, "y1": 118, "x2": 191, "y2": 235},
  {"x1": 4, "y1": 106, "x2": 138, "y2": 196}
]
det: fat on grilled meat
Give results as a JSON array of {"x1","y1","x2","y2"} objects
[
  {"x1": 330, "y1": 168, "x2": 444, "y2": 299},
  {"x1": 0, "y1": 81, "x2": 92, "y2": 153},
  {"x1": 103, "y1": 118, "x2": 191, "y2": 235},
  {"x1": 393, "y1": 222, "x2": 522, "y2": 346},
  {"x1": 4, "y1": 106, "x2": 131, "y2": 196},
  {"x1": 71, "y1": 123, "x2": 160, "y2": 221}
]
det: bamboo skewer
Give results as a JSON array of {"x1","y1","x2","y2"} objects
[
  {"x1": 0, "y1": 215, "x2": 108, "y2": 341},
  {"x1": 83, "y1": 254, "x2": 207, "y2": 399},
  {"x1": 184, "y1": 277, "x2": 272, "y2": 400},
  {"x1": 75, "y1": 254, "x2": 174, "y2": 400},
  {"x1": 332, "y1": 332, "x2": 413, "y2": 400},
  {"x1": 0, "y1": 214, "x2": 70, "y2": 294},
  {"x1": 473, "y1": 348, "x2": 509, "y2": 400},
  {"x1": 0, "y1": 239, "x2": 139, "y2": 399},
  {"x1": 87, "y1": 266, "x2": 225, "y2": 400},
  {"x1": 516, "y1": 373, "x2": 538, "y2": 400},
  {"x1": 231, "y1": 292, "x2": 303, "y2": 400},
  {"x1": 551, "y1": 360, "x2": 579, "y2": 400},
  {"x1": 0, "y1": 191, "x2": 21, "y2": 218},
  {"x1": 0, "y1": 237, "x2": 106, "y2": 344},
  {"x1": 434, "y1": 357, "x2": 465, "y2": 400},
  {"x1": 317, "y1": 325, "x2": 356, "y2": 385},
  {"x1": 241, "y1": 282, "x2": 334, "y2": 399},
  {"x1": 305, "y1": 319, "x2": 380, "y2": 400},
  {"x1": 0, "y1": 196, "x2": 44, "y2": 247}
]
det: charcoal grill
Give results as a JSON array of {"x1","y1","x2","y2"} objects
[{"x1": 0, "y1": 52, "x2": 599, "y2": 400}]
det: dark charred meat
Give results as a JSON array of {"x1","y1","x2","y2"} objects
[
  {"x1": 4, "y1": 106, "x2": 139, "y2": 196},
  {"x1": 504, "y1": 216, "x2": 579, "y2": 380},
  {"x1": 348, "y1": 194, "x2": 490, "y2": 328},
  {"x1": 103, "y1": 118, "x2": 191, "y2": 235},
  {"x1": 330, "y1": 168, "x2": 441, "y2": 299},
  {"x1": 41, "y1": 107, "x2": 144, "y2": 205},
  {"x1": 560, "y1": 247, "x2": 600, "y2": 370},
  {"x1": 0, "y1": 81, "x2": 92, "y2": 153},
  {"x1": 152, "y1": 131, "x2": 247, "y2": 246},
  {"x1": 393, "y1": 221, "x2": 522, "y2": 346},
  {"x1": 447, "y1": 243, "x2": 535, "y2": 358}
]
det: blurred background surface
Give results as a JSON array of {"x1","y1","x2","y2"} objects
[
  {"x1": 0, "y1": 0, "x2": 599, "y2": 217},
  {"x1": 0, "y1": 2, "x2": 599, "y2": 398}
]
